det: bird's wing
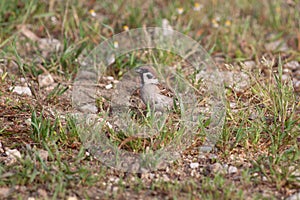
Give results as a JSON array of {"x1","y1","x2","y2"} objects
[{"x1": 156, "y1": 83, "x2": 175, "y2": 98}]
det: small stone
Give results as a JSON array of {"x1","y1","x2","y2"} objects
[
  {"x1": 221, "y1": 71, "x2": 250, "y2": 92},
  {"x1": 289, "y1": 166, "x2": 300, "y2": 176},
  {"x1": 149, "y1": 173, "x2": 155, "y2": 179},
  {"x1": 223, "y1": 164, "x2": 229, "y2": 170},
  {"x1": 162, "y1": 174, "x2": 170, "y2": 182},
  {"x1": 106, "y1": 54, "x2": 115, "y2": 65},
  {"x1": 199, "y1": 145, "x2": 213, "y2": 153},
  {"x1": 228, "y1": 166, "x2": 238, "y2": 174},
  {"x1": 294, "y1": 80, "x2": 300, "y2": 91},
  {"x1": 284, "y1": 61, "x2": 300, "y2": 71},
  {"x1": 265, "y1": 40, "x2": 289, "y2": 52},
  {"x1": 208, "y1": 154, "x2": 218, "y2": 160},
  {"x1": 38, "y1": 38, "x2": 61, "y2": 52},
  {"x1": 198, "y1": 154, "x2": 206, "y2": 159},
  {"x1": 281, "y1": 74, "x2": 290, "y2": 82},
  {"x1": 38, "y1": 74, "x2": 54, "y2": 88},
  {"x1": 295, "y1": 70, "x2": 300, "y2": 77},
  {"x1": 109, "y1": 177, "x2": 115, "y2": 182},
  {"x1": 5, "y1": 149, "x2": 22, "y2": 165},
  {"x1": 28, "y1": 197, "x2": 35, "y2": 200},
  {"x1": 67, "y1": 196, "x2": 78, "y2": 200},
  {"x1": 10, "y1": 86, "x2": 32, "y2": 96},
  {"x1": 112, "y1": 187, "x2": 118, "y2": 193},
  {"x1": 249, "y1": 111, "x2": 258, "y2": 120},
  {"x1": 242, "y1": 60, "x2": 256, "y2": 70},
  {"x1": 210, "y1": 163, "x2": 225, "y2": 174},
  {"x1": 190, "y1": 162, "x2": 199, "y2": 169},
  {"x1": 25, "y1": 118, "x2": 32, "y2": 126},
  {"x1": 230, "y1": 102, "x2": 237, "y2": 109},
  {"x1": 105, "y1": 84, "x2": 113, "y2": 90},
  {"x1": 105, "y1": 76, "x2": 114, "y2": 81},
  {"x1": 191, "y1": 169, "x2": 197, "y2": 177},
  {"x1": 0, "y1": 187, "x2": 11, "y2": 198},
  {"x1": 0, "y1": 143, "x2": 4, "y2": 154},
  {"x1": 252, "y1": 172, "x2": 259, "y2": 177},
  {"x1": 38, "y1": 149, "x2": 48, "y2": 161},
  {"x1": 286, "y1": 192, "x2": 300, "y2": 200},
  {"x1": 162, "y1": 19, "x2": 173, "y2": 36},
  {"x1": 283, "y1": 68, "x2": 291, "y2": 74},
  {"x1": 37, "y1": 188, "x2": 48, "y2": 198},
  {"x1": 79, "y1": 104, "x2": 98, "y2": 113}
]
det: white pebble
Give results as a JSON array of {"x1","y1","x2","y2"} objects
[
  {"x1": 242, "y1": 60, "x2": 256, "y2": 70},
  {"x1": 6, "y1": 149, "x2": 22, "y2": 159},
  {"x1": 190, "y1": 162, "x2": 199, "y2": 169},
  {"x1": 67, "y1": 196, "x2": 78, "y2": 200},
  {"x1": 10, "y1": 86, "x2": 32, "y2": 96},
  {"x1": 281, "y1": 74, "x2": 290, "y2": 82},
  {"x1": 38, "y1": 74, "x2": 54, "y2": 88},
  {"x1": 228, "y1": 166, "x2": 238, "y2": 174},
  {"x1": 25, "y1": 118, "x2": 32, "y2": 126},
  {"x1": 284, "y1": 61, "x2": 299, "y2": 70},
  {"x1": 20, "y1": 77, "x2": 26, "y2": 83},
  {"x1": 106, "y1": 76, "x2": 114, "y2": 81},
  {"x1": 286, "y1": 192, "x2": 300, "y2": 200},
  {"x1": 105, "y1": 84, "x2": 113, "y2": 89}
]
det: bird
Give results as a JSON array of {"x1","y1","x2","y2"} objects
[{"x1": 135, "y1": 66, "x2": 176, "y2": 112}]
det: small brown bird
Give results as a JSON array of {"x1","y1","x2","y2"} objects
[{"x1": 135, "y1": 66, "x2": 176, "y2": 112}]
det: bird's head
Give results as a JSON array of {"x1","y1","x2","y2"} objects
[{"x1": 135, "y1": 66, "x2": 159, "y2": 85}]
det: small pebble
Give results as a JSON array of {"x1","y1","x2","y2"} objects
[
  {"x1": 106, "y1": 76, "x2": 114, "y2": 81},
  {"x1": 0, "y1": 187, "x2": 10, "y2": 198},
  {"x1": 20, "y1": 77, "x2": 26, "y2": 83},
  {"x1": 228, "y1": 166, "x2": 238, "y2": 174},
  {"x1": 105, "y1": 84, "x2": 113, "y2": 90},
  {"x1": 112, "y1": 186, "x2": 118, "y2": 193},
  {"x1": 10, "y1": 86, "x2": 32, "y2": 96},
  {"x1": 281, "y1": 74, "x2": 290, "y2": 82},
  {"x1": 210, "y1": 163, "x2": 225, "y2": 174},
  {"x1": 106, "y1": 55, "x2": 115, "y2": 65},
  {"x1": 242, "y1": 60, "x2": 256, "y2": 70},
  {"x1": 79, "y1": 104, "x2": 98, "y2": 113},
  {"x1": 284, "y1": 61, "x2": 299, "y2": 71},
  {"x1": 25, "y1": 118, "x2": 32, "y2": 126},
  {"x1": 38, "y1": 149, "x2": 48, "y2": 161},
  {"x1": 286, "y1": 192, "x2": 300, "y2": 200},
  {"x1": 67, "y1": 196, "x2": 78, "y2": 200},
  {"x1": 283, "y1": 68, "x2": 291, "y2": 74},
  {"x1": 38, "y1": 38, "x2": 61, "y2": 52},
  {"x1": 38, "y1": 74, "x2": 54, "y2": 88},
  {"x1": 6, "y1": 149, "x2": 21, "y2": 158},
  {"x1": 293, "y1": 80, "x2": 300, "y2": 90},
  {"x1": 265, "y1": 40, "x2": 289, "y2": 52},
  {"x1": 37, "y1": 188, "x2": 48, "y2": 198},
  {"x1": 162, "y1": 174, "x2": 170, "y2": 182},
  {"x1": 190, "y1": 162, "x2": 199, "y2": 169},
  {"x1": 208, "y1": 154, "x2": 218, "y2": 160}
]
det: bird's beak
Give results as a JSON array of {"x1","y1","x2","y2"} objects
[{"x1": 135, "y1": 67, "x2": 142, "y2": 74}]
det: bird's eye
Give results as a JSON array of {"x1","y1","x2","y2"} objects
[{"x1": 146, "y1": 74, "x2": 153, "y2": 79}]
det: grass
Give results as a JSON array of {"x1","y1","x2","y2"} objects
[{"x1": 0, "y1": 0, "x2": 300, "y2": 199}]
